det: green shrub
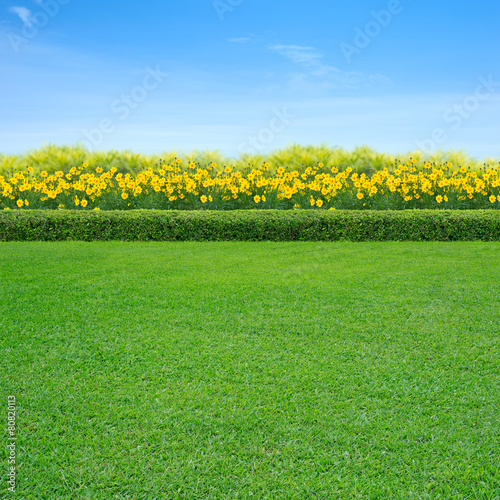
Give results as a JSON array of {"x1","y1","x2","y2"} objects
[{"x1": 1, "y1": 210, "x2": 499, "y2": 242}]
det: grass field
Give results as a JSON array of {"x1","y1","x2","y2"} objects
[{"x1": 1, "y1": 241, "x2": 499, "y2": 499}]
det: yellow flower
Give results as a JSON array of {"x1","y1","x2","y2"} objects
[
  {"x1": 55, "y1": 171, "x2": 63, "y2": 177},
  {"x1": 489, "y1": 195, "x2": 497, "y2": 203},
  {"x1": 318, "y1": 162, "x2": 324, "y2": 168},
  {"x1": 86, "y1": 188, "x2": 92, "y2": 196},
  {"x1": 436, "y1": 195, "x2": 443, "y2": 203},
  {"x1": 254, "y1": 195, "x2": 261, "y2": 203},
  {"x1": 16, "y1": 199, "x2": 23, "y2": 207},
  {"x1": 96, "y1": 167, "x2": 103, "y2": 173},
  {"x1": 224, "y1": 166, "x2": 232, "y2": 174},
  {"x1": 74, "y1": 197, "x2": 80, "y2": 206},
  {"x1": 309, "y1": 198, "x2": 315, "y2": 206},
  {"x1": 444, "y1": 195, "x2": 448, "y2": 202},
  {"x1": 41, "y1": 171, "x2": 48, "y2": 178},
  {"x1": 83, "y1": 163, "x2": 89, "y2": 168},
  {"x1": 262, "y1": 195, "x2": 266, "y2": 202},
  {"x1": 357, "y1": 192, "x2": 364, "y2": 200},
  {"x1": 121, "y1": 192, "x2": 128, "y2": 200},
  {"x1": 200, "y1": 195, "x2": 208, "y2": 203},
  {"x1": 81, "y1": 199, "x2": 88, "y2": 207},
  {"x1": 316, "y1": 199, "x2": 324, "y2": 207},
  {"x1": 208, "y1": 195, "x2": 213, "y2": 202},
  {"x1": 94, "y1": 207, "x2": 100, "y2": 211},
  {"x1": 24, "y1": 199, "x2": 29, "y2": 206}
]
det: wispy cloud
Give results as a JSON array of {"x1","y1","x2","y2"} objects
[
  {"x1": 270, "y1": 45, "x2": 322, "y2": 65},
  {"x1": 9, "y1": 6, "x2": 34, "y2": 28},
  {"x1": 228, "y1": 37, "x2": 252, "y2": 44},
  {"x1": 269, "y1": 44, "x2": 390, "y2": 90}
]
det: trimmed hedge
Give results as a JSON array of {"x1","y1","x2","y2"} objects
[{"x1": 1, "y1": 210, "x2": 500, "y2": 242}]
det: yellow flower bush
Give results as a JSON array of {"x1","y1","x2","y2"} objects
[{"x1": 1, "y1": 159, "x2": 499, "y2": 211}]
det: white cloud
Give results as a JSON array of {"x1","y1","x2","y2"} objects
[
  {"x1": 269, "y1": 45, "x2": 322, "y2": 65},
  {"x1": 228, "y1": 37, "x2": 252, "y2": 43},
  {"x1": 269, "y1": 44, "x2": 390, "y2": 90},
  {"x1": 9, "y1": 6, "x2": 34, "y2": 28}
]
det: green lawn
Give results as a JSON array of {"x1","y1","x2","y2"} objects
[{"x1": 1, "y1": 241, "x2": 499, "y2": 499}]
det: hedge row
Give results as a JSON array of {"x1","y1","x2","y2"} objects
[{"x1": 1, "y1": 210, "x2": 500, "y2": 242}]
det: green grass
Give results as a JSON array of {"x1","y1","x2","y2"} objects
[{"x1": 1, "y1": 241, "x2": 499, "y2": 499}]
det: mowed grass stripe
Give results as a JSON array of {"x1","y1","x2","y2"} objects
[{"x1": 1, "y1": 242, "x2": 499, "y2": 499}]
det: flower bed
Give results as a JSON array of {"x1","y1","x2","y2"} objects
[{"x1": 2, "y1": 160, "x2": 500, "y2": 211}]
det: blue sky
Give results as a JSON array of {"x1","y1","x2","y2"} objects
[{"x1": 1, "y1": 0, "x2": 499, "y2": 158}]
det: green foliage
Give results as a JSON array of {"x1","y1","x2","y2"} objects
[
  {"x1": 1, "y1": 143, "x2": 496, "y2": 175},
  {"x1": 1, "y1": 209, "x2": 500, "y2": 241},
  {"x1": 24, "y1": 143, "x2": 88, "y2": 171}
]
